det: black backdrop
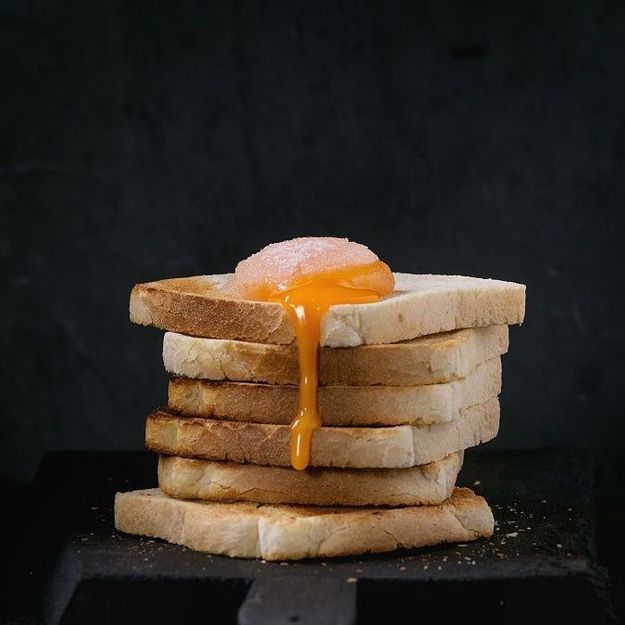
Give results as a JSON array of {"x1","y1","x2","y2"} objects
[{"x1": 1, "y1": 0, "x2": 624, "y2": 489}]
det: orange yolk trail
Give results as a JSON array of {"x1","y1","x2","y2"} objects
[{"x1": 267, "y1": 260, "x2": 394, "y2": 470}]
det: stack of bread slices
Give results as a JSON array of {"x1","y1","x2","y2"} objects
[{"x1": 115, "y1": 273, "x2": 526, "y2": 561}]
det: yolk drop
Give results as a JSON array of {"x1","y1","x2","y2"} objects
[
  {"x1": 232, "y1": 238, "x2": 395, "y2": 471},
  {"x1": 267, "y1": 261, "x2": 393, "y2": 470}
]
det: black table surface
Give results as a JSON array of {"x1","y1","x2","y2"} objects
[{"x1": 3, "y1": 449, "x2": 617, "y2": 625}]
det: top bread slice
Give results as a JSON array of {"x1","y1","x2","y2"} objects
[
  {"x1": 163, "y1": 325, "x2": 509, "y2": 386},
  {"x1": 130, "y1": 273, "x2": 525, "y2": 346}
]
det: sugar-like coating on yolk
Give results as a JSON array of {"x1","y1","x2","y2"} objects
[
  {"x1": 232, "y1": 237, "x2": 387, "y2": 299},
  {"x1": 231, "y1": 237, "x2": 395, "y2": 470}
]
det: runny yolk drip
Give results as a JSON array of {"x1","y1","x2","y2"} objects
[{"x1": 267, "y1": 260, "x2": 393, "y2": 470}]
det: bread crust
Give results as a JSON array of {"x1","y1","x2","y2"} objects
[
  {"x1": 146, "y1": 398, "x2": 500, "y2": 468},
  {"x1": 130, "y1": 275, "x2": 293, "y2": 343},
  {"x1": 130, "y1": 273, "x2": 525, "y2": 346},
  {"x1": 158, "y1": 452, "x2": 463, "y2": 506},
  {"x1": 114, "y1": 487, "x2": 494, "y2": 560}
]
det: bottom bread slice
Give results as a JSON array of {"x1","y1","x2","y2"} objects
[
  {"x1": 158, "y1": 452, "x2": 463, "y2": 507},
  {"x1": 114, "y1": 487, "x2": 493, "y2": 560}
]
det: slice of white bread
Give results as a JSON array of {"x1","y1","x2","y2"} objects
[
  {"x1": 130, "y1": 273, "x2": 525, "y2": 346},
  {"x1": 168, "y1": 357, "x2": 501, "y2": 426},
  {"x1": 146, "y1": 398, "x2": 499, "y2": 468},
  {"x1": 163, "y1": 325, "x2": 509, "y2": 386},
  {"x1": 114, "y1": 487, "x2": 494, "y2": 560},
  {"x1": 158, "y1": 452, "x2": 463, "y2": 507}
]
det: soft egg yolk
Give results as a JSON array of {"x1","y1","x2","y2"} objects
[{"x1": 262, "y1": 260, "x2": 394, "y2": 470}]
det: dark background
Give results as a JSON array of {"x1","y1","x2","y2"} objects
[{"x1": 1, "y1": 0, "x2": 624, "y2": 493}]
